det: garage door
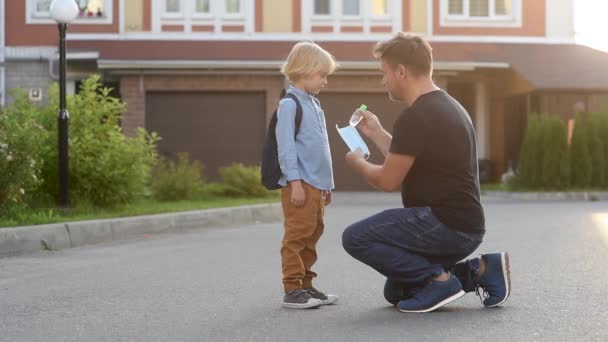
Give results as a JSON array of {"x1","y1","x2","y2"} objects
[
  {"x1": 318, "y1": 92, "x2": 404, "y2": 191},
  {"x1": 146, "y1": 92, "x2": 266, "y2": 180}
]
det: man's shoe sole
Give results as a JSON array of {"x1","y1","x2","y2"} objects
[
  {"x1": 281, "y1": 299, "x2": 323, "y2": 309},
  {"x1": 485, "y1": 252, "x2": 511, "y2": 308},
  {"x1": 398, "y1": 290, "x2": 465, "y2": 313}
]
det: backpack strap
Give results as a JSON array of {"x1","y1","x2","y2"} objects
[{"x1": 283, "y1": 92, "x2": 303, "y2": 138}]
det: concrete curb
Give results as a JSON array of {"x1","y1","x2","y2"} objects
[
  {"x1": 0, "y1": 203, "x2": 282, "y2": 257},
  {"x1": 482, "y1": 191, "x2": 608, "y2": 201}
]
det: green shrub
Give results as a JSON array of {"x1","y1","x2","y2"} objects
[
  {"x1": 218, "y1": 163, "x2": 276, "y2": 197},
  {"x1": 36, "y1": 75, "x2": 159, "y2": 207},
  {"x1": 0, "y1": 91, "x2": 47, "y2": 213},
  {"x1": 539, "y1": 116, "x2": 570, "y2": 189},
  {"x1": 570, "y1": 113, "x2": 593, "y2": 189},
  {"x1": 152, "y1": 153, "x2": 205, "y2": 201},
  {"x1": 590, "y1": 113, "x2": 608, "y2": 188},
  {"x1": 514, "y1": 114, "x2": 543, "y2": 189}
]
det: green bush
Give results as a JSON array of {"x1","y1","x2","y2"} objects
[
  {"x1": 218, "y1": 163, "x2": 276, "y2": 197},
  {"x1": 599, "y1": 113, "x2": 608, "y2": 189},
  {"x1": 570, "y1": 113, "x2": 593, "y2": 189},
  {"x1": 0, "y1": 91, "x2": 47, "y2": 213},
  {"x1": 152, "y1": 153, "x2": 205, "y2": 201},
  {"x1": 514, "y1": 114, "x2": 543, "y2": 189},
  {"x1": 590, "y1": 113, "x2": 608, "y2": 188},
  {"x1": 540, "y1": 116, "x2": 570, "y2": 189},
  {"x1": 36, "y1": 75, "x2": 159, "y2": 207}
]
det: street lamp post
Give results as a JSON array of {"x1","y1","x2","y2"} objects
[{"x1": 50, "y1": 0, "x2": 78, "y2": 207}]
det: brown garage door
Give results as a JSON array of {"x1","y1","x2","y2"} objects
[
  {"x1": 146, "y1": 92, "x2": 266, "y2": 180},
  {"x1": 318, "y1": 92, "x2": 404, "y2": 191}
]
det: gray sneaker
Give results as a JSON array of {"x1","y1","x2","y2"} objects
[
  {"x1": 306, "y1": 287, "x2": 339, "y2": 305},
  {"x1": 282, "y1": 289, "x2": 323, "y2": 309}
]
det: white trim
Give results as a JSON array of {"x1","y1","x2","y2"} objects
[
  {"x1": 26, "y1": 0, "x2": 114, "y2": 25},
  {"x1": 119, "y1": 0, "x2": 125, "y2": 33},
  {"x1": 63, "y1": 32, "x2": 577, "y2": 45},
  {"x1": 4, "y1": 47, "x2": 99, "y2": 60},
  {"x1": 440, "y1": 0, "x2": 522, "y2": 28},
  {"x1": 97, "y1": 59, "x2": 510, "y2": 71}
]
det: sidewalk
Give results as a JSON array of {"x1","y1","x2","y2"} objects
[{"x1": 0, "y1": 203, "x2": 282, "y2": 257}]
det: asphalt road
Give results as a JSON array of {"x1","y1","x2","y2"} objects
[{"x1": 1, "y1": 193, "x2": 607, "y2": 342}]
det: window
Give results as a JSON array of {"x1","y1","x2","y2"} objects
[
  {"x1": 195, "y1": 0, "x2": 210, "y2": 13},
  {"x1": 314, "y1": 0, "x2": 330, "y2": 15},
  {"x1": 165, "y1": 0, "x2": 180, "y2": 13},
  {"x1": 170, "y1": 0, "x2": 242, "y2": 18},
  {"x1": 447, "y1": 0, "x2": 513, "y2": 18},
  {"x1": 225, "y1": 0, "x2": 240, "y2": 14},
  {"x1": 306, "y1": 0, "x2": 400, "y2": 34},
  {"x1": 373, "y1": 0, "x2": 387, "y2": 16},
  {"x1": 441, "y1": 0, "x2": 520, "y2": 27},
  {"x1": 448, "y1": 0, "x2": 463, "y2": 15},
  {"x1": 157, "y1": 0, "x2": 251, "y2": 32},
  {"x1": 342, "y1": 0, "x2": 360, "y2": 16},
  {"x1": 495, "y1": 0, "x2": 511, "y2": 15},
  {"x1": 28, "y1": 0, "x2": 112, "y2": 23}
]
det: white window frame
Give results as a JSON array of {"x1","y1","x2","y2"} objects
[
  {"x1": 26, "y1": 0, "x2": 114, "y2": 24},
  {"x1": 440, "y1": 0, "x2": 522, "y2": 27},
  {"x1": 305, "y1": 0, "x2": 401, "y2": 34},
  {"x1": 154, "y1": 0, "x2": 253, "y2": 33}
]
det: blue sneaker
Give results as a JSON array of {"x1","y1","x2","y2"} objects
[
  {"x1": 476, "y1": 252, "x2": 511, "y2": 308},
  {"x1": 398, "y1": 273, "x2": 465, "y2": 313}
]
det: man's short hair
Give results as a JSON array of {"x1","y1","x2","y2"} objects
[{"x1": 373, "y1": 33, "x2": 433, "y2": 76}]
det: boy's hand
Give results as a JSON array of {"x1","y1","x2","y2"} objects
[
  {"x1": 345, "y1": 149, "x2": 366, "y2": 167},
  {"x1": 324, "y1": 191, "x2": 332, "y2": 206},
  {"x1": 289, "y1": 181, "x2": 305, "y2": 207}
]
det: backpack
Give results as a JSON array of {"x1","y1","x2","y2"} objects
[{"x1": 261, "y1": 90, "x2": 303, "y2": 190}]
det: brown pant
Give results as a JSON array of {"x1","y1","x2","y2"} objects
[{"x1": 280, "y1": 182, "x2": 326, "y2": 292}]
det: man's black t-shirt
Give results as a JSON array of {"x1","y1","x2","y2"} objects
[{"x1": 389, "y1": 89, "x2": 485, "y2": 233}]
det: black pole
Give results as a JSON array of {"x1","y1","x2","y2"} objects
[{"x1": 58, "y1": 23, "x2": 69, "y2": 207}]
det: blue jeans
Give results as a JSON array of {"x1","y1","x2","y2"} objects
[{"x1": 342, "y1": 207, "x2": 484, "y2": 304}]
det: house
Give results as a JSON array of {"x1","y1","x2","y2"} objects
[{"x1": 2, "y1": 0, "x2": 608, "y2": 190}]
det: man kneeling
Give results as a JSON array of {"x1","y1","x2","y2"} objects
[{"x1": 342, "y1": 33, "x2": 511, "y2": 313}]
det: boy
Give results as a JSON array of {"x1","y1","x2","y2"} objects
[{"x1": 276, "y1": 42, "x2": 338, "y2": 309}]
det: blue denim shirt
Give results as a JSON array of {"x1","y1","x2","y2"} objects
[{"x1": 275, "y1": 85, "x2": 334, "y2": 191}]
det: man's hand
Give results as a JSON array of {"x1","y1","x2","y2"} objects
[
  {"x1": 289, "y1": 181, "x2": 305, "y2": 207},
  {"x1": 357, "y1": 110, "x2": 383, "y2": 139},
  {"x1": 324, "y1": 191, "x2": 332, "y2": 206}
]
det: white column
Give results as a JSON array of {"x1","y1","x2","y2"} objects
[
  {"x1": 475, "y1": 81, "x2": 489, "y2": 159},
  {"x1": 66, "y1": 80, "x2": 76, "y2": 96}
]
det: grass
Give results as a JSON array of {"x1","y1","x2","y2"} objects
[
  {"x1": 480, "y1": 183, "x2": 509, "y2": 192},
  {"x1": 0, "y1": 196, "x2": 280, "y2": 228}
]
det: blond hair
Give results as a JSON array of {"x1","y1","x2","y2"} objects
[
  {"x1": 373, "y1": 33, "x2": 433, "y2": 76},
  {"x1": 281, "y1": 42, "x2": 337, "y2": 82}
]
